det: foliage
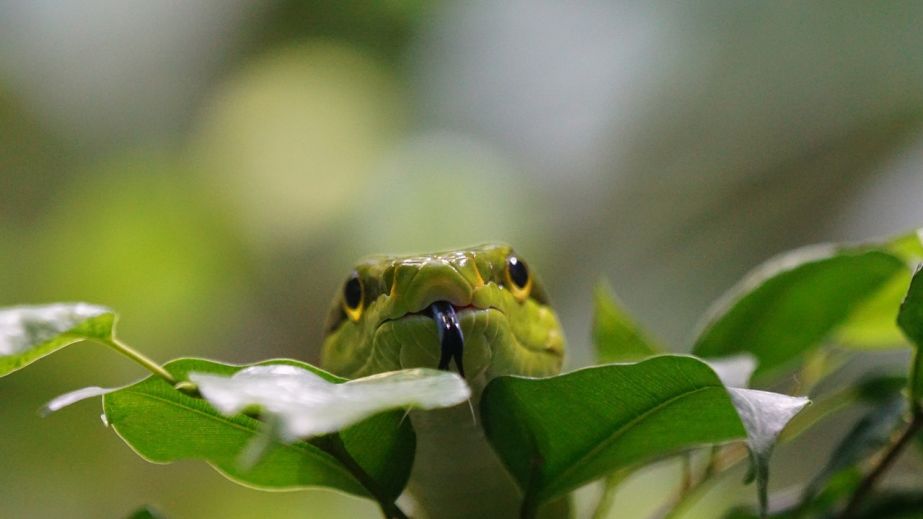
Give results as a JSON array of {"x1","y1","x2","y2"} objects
[{"x1": 2, "y1": 230, "x2": 923, "y2": 518}]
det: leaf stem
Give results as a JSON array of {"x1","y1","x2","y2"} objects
[
  {"x1": 837, "y1": 406, "x2": 923, "y2": 519},
  {"x1": 314, "y1": 435, "x2": 409, "y2": 519},
  {"x1": 100, "y1": 337, "x2": 177, "y2": 385},
  {"x1": 592, "y1": 471, "x2": 628, "y2": 519},
  {"x1": 660, "y1": 444, "x2": 749, "y2": 519},
  {"x1": 680, "y1": 454, "x2": 693, "y2": 494}
]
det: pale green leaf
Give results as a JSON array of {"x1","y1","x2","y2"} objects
[
  {"x1": 897, "y1": 263, "x2": 923, "y2": 402},
  {"x1": 0, "y1": 303, "x2": 114, "y2": 377},
  {"x1": 836, "y1": 230, "x2": 923, "y2": 347},
  {"x1": 593, "y1": 280, "x2": 660, "y2": 363},
  {"x1": 190, "y1": 365, "x2": 470, "y2": 441}
]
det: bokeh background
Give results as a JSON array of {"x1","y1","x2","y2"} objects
[{"x1": 3, "y1": 2, "x2": 923, "y2": 518}]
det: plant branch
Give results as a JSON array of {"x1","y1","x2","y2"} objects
[
  {"x1": 837, "y1": 406, "x2": 923, "y2": 519},
  {"x1": 660, "y1": 444, "x2": 750, "y2": 519},
  {"x1": 680, "y1": 454, "x2": 693, "y2": 494},
  {"x1": 314, "y1": 434, "x2": 409, "y2": 519}
]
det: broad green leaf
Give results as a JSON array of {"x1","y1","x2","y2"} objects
[
  {"x1": 593, "y1": 280, "x2": 660, "y2": 363},
  {"x1": 0, "y1": 303, "x2": 114, "y2": 377},
  {"x1": 190, "y1": 365, "x2": 470, "y2": 441},
  {"x1": 103, "y1": 358, "x2": 415, "y2": 501},
  {"x1": 480, "y1": 355, "x2": 807, "y2": 511},
  {"x1": 897, "y1": 264, "x2": 923, "y2": 403},
  {"x1": 837, "y1": 230, "x2": 923, "y2": 347},
  {"x1": 692, "y1": 244, "x2": 906, "y2": 378}
]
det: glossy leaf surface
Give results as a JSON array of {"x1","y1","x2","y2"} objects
[
  {"x1": 481, "y1": 355, "x2": 806, "y2": 510},
  {"x1": 0, "y1": 303, "x2": 114, "y2": 377},
  {"x1": 693, "y1": 245, "x2": 906, "y2": 377},
  {"x1": 103, "y1": 358, "x2": 416, "y2": 501},
  {"x1": 593, "y1": 280, "x2": 660, "y2": 363},
  {"x1": 190, "y1": 365, "x2": 469, "y2": 441},
  {"x1": 836, "y1": 230, "x2": 923, "y2": 347},
  {"x1": 897, "y1": 264, "x2": 923, "y2": 402}
]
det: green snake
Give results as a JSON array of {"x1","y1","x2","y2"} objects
[{"x1": 321, "y1": 243, "x2": 566, "y2": 518}]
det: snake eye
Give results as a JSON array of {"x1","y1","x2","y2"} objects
[
  {"x1": 505, "y1": 255, "x2": 532, "y2": 301},
  {"x1": 342, "y1": 272, "x2": 364, "y2": 321}
]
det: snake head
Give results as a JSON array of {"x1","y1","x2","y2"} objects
[{"x1": 320, "y1": 243, "x2": 565, "y2": 385}]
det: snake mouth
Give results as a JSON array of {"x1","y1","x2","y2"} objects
[
  {"x1": 430, "y1": 301, "x2": 465, "y2": 377},
  {"x1": 380, "y1": 301, "x2": 476, "y2": 377},
  {"x1": 376, "y1": 301, "x2": 509, "y2": 379}
]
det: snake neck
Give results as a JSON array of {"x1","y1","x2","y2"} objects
[{"x1": 402, "y1": 378, "x2": 522, "y2": 519}]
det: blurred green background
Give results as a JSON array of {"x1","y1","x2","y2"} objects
[{"x1": 3, "y1": 2, "x2": 923, "y2": 518}]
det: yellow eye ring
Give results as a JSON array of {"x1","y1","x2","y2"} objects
[
  {"x1": 342, "y1": 272, "x2": 364, "y2": 321},
  {"x1": 505, "y1": 255, "x2": 532, "y2": 302}
]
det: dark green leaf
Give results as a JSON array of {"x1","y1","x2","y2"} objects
[
  {"x1": 480, "y1": 355, "x2": 806, "y2": 510},
  {"x1": 852, "y1": 492, "x2": 923, "y2": 519},
  {"x1": 724, "y1": 470, "x2": 863, "y2": 519},
  {"x1": 103, "y1": 358, "x2": 415, "y2": 501},
  {"x1": 593, "y1": 280, "x2": 660, "y2": 363},
  {"x1": 897, "y1": 264, "x2": 923, "y2": 403},
  {"x1": 854, "y1": 375, "x2": 909, "y2": 403},
  {"x1": 781, "y1": 374, "x2": 906, "y2": 443},
  {"x1": 0, "y1": 303, "x2": 114, "y2": 377},
  {"x1": 803, "y1": 396, "x2": 906, "y2": 503},
  {"x1": 692, "y1": 245, "x2": 906, "y2": 378}
]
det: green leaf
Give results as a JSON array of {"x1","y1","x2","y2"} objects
[
  {"x1": 781, "y1": 374, "x2": 907, "y2": 443},
  {"x1": 593, "y1": 280, "x2": 660, "y2": 363},
  {"x1": 692, "y1": 244, "x2": 906, "y2": 378},
  {"x1": 837, "y1": 230, "x2": 923, "y2": 347},
  {"x1": 480, "y1": 355, "x2": 807, "y2": 512},
  {"x1": 851, "y1": 492, "x2": 923, "y2": 519},
  {"x1": 103, "y1": 358, "x2": 415, "y2": 501},
  {"x1": 802, "y1": 396, "x2": 906, "y2": 504},
  {"x1": 897, "y1": 264, "x2": 923, "y2": 403},
  {"x1": 190, "y1": 365, "x2": 470, "y2": 440},
  {"x1": 0, "y1": 303, "x2": 114, "y2": 377}
]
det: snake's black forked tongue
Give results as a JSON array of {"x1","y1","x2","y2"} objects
[{"x1": 431, "y1": 301, "x2": 465, "y2": 378}]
